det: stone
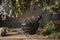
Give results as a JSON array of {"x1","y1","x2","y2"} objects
[{"x1": 0, "y1": 27, "x2": 7, "y2": 36}]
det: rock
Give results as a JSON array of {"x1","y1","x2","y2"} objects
[{"x1": 0, "y1": 27, "x2": 7, "y2": 36}]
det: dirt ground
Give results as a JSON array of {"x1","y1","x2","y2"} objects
[
  {"x1": 0, "y1": 28, "x2": 60, "y2": 40},
  {"x1": 0, "y1": 32, "x2": 60, "y2": 40}
]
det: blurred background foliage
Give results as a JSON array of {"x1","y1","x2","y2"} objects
[
  {"x1": 41, "y1": 20, "x2": 56, "y2": 36},
  {"x1": 0, "y1": 0, "x2": 60, "y2": 20}
]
